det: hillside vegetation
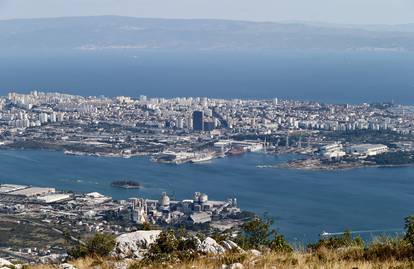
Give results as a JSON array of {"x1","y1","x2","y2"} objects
[{"x1": 23, "y1": 215, "x2": 414, "y2": 269}]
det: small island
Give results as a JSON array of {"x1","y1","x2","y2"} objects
[{"x1": 110, "y1": 180, "x2": 141, "y2": 189}]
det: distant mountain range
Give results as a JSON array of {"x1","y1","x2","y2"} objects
[{"x1": 1, "y1": 16, "x2": 414, "y2": 51}]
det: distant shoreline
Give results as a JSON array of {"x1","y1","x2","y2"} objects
[
  {"x1": 3, "y1": 147, "x2": 414, "y2": 172},
  {"x1": 262, "y1": 160, "x2": 414, "y2": 171}
]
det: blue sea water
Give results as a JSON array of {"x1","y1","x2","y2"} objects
[
  {"x1": 0, "y1": 50, "x2": 414, "y2": 104},
  {"x1": 0, "y1": 150, "x2": 412, "y2": 243}
]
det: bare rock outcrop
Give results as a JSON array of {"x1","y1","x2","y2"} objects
[
  {"x1": 198, "y1": 237, "x2": 226, "y2": 254},
  {"x1": 111, "y1": 230, "x2": 162, "y2": 259},
  {"x1": 0, "y1": 258, "x2": 12, "y2": 267}
]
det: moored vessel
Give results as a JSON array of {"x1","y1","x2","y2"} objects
[{"x1": 111, "y1": 180, "x2": 141, "y2": 189}]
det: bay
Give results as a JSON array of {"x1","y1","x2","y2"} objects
[{"x1": 0, "y1": 149, "x2": 412, "y2": 243}]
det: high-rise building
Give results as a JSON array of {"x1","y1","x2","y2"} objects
[
  {"x1": 203, "y1": 121, "x2": 215, "y2": 131},
  {"x1": 176, "y1": 118, "x2": 184, "y2": 129},
  {"x1": 187, "y1": 117, "x2": 193, "y2": 130},
  {"x1": 192, "y1": 111, "x2": 204, "y2": 131},
  {"x1": 39, "y1": 113, "x2": 48, "y2": 124},
  {"x1": 50, "y1": 112, "x2": 57, "y2": 123}
]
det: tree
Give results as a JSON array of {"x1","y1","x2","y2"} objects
[
  {"x1": 269, "y1": 234, "x2": 293, "y2": 253},
  {"x1": 67, "y1": 233, "x2": 116, "y2": 258},
  {"x1": 143, "y1": 229, "x2": 199, "y2": 264},
  {"x1": 144, "y1": 230, "x2": 179, "y2": 263},
  {"x1": 86, "y1": 233, "x2": 116, "y2": 257},
  {"x1": 404, "y1": 215, "x2": 414, "y2": 246},
  {"x1": 236, "y1": 216, "x2": 291, "y2": 251},
  {"x1": 238, "y1": 217, "x2": 273, "y2": 249}
]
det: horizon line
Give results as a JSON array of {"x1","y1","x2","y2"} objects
[{"x1": 0, "y1": 14, "x2": 413, "y2": 27}]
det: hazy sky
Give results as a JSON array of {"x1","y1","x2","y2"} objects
[{"x1": 0, "y1": 0, "x2": 413, "y2": 24}]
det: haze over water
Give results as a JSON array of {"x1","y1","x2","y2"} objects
[
  {"x1": 1, "y1": 50, "x2": 414, "y2": 104},
  {"x1": 0, "y1": 150, "x2": 412, "y2": 243}
]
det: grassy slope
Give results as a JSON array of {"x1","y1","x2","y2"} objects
[{"x1": 27, "y1": 251, "x2": 414, "y2": 269}]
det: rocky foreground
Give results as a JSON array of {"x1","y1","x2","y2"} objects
[
  {"x1": 2, "y1": 228, "x2": 414, "y2": 269},
  {"x1": 3, "y1": 216, "x2": 414, "y2": 269},
  {"x1": 1, "y1": 231, "x2": 244, "y2": 269}
]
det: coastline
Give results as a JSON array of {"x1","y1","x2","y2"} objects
[
  {"x1": 0, "y1": 144, "x2": 148, "y2": 159},
  {"x1": 263, "y1": 161, "x2": 414, "y2": 171},
  {"x1": 0, "y1": 147, "x2": 412, "y2": 243},
  {"x1": 3, "y1": 146, "x2": 414, "y2": 172}
]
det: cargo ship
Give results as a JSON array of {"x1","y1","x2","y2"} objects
[{"x1": 227, "y1": 147, "x2": 246, "y2": 156}]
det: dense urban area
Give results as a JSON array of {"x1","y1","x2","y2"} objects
[{"x1": 0, "y1": 91, "x2": 414, "y2": 168}]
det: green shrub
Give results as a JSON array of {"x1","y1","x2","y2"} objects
[
  {"x1": 67, "y1": 244, "x2": 88, "y2": 259},
  {"x1": 236, "y1": 216, "x2": 292, "y2": 252},
  {"x1": 144, "y1": 230, "x2": 178, "y2": 263},
  {"x1": 67, "y1": 233, "x2": 116, "y2": 258},
  {"x1": 339, "y1": 245, "x2": 365, "y2": 261},
  {"x1": 365, "y1": 236, "x2": 413, "y2": 261},
  {"x1": 404, "y1": 215, "x2": 414, "y2": 246},
  {"x1": 211, "y1": 228, "x2": 232, "y2": 243},
  {"x1": 308, "y1": 231, "x2": 364, "y2": 251},
  {"x1": 86, "y1": 233, "x2": 116, "y2": 257},
  {"x1": 142, "y1": 229, "x2": 200, "y2": 264},
  {"x1": 269, "y1": 234, "x2": 293, "y2": 253},
  {"x1": 238, "y1": 217, "x2": 273, "y2": 249}
]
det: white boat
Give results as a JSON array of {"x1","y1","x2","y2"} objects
[
  {"x1": 64, "y1": 150, "x2": 85, "y2": 156},
  {"x1": 320, "y1": 231, "x2": 331, "y2": 237}
]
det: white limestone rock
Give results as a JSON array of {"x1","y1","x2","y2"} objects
[
  {"x1": 198, "y1": 237, "x2": 225, "y2": 254},
  {"x1": 229, "y1": 263, "x2": 244, "y2": 269},
  {"x1": 221, "y1": 240, "x2": 242, "y2": 252},
  {"x1": 59, "y1": 263, "x2": 77, "y2": 269},
  {"x1": 111, "y1": 230, "x2": 162, "y2": 259},
  {"x1": 111, "y1": 261, "x2": 129, "y2": 269},
  {"x1": 219, "y1": 263, "x2": 244, "y2": 269},
  {"x1": 0, "y1": 258, "x2": 12, "y2": 267},
  {"x1": 248, "y1": 249, "x2": 262, "y2": 257}
]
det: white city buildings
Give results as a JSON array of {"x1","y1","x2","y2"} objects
[{"x1": 347, "y1": 144, "x2": 389, "y2": 157}]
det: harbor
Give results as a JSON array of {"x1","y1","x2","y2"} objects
[
  {"x1": 152, "y1": 140, "x2": 265, "y2": 165},
  {"x1": 0, "y1": 149, "x2": 412, "y2": 243}
]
